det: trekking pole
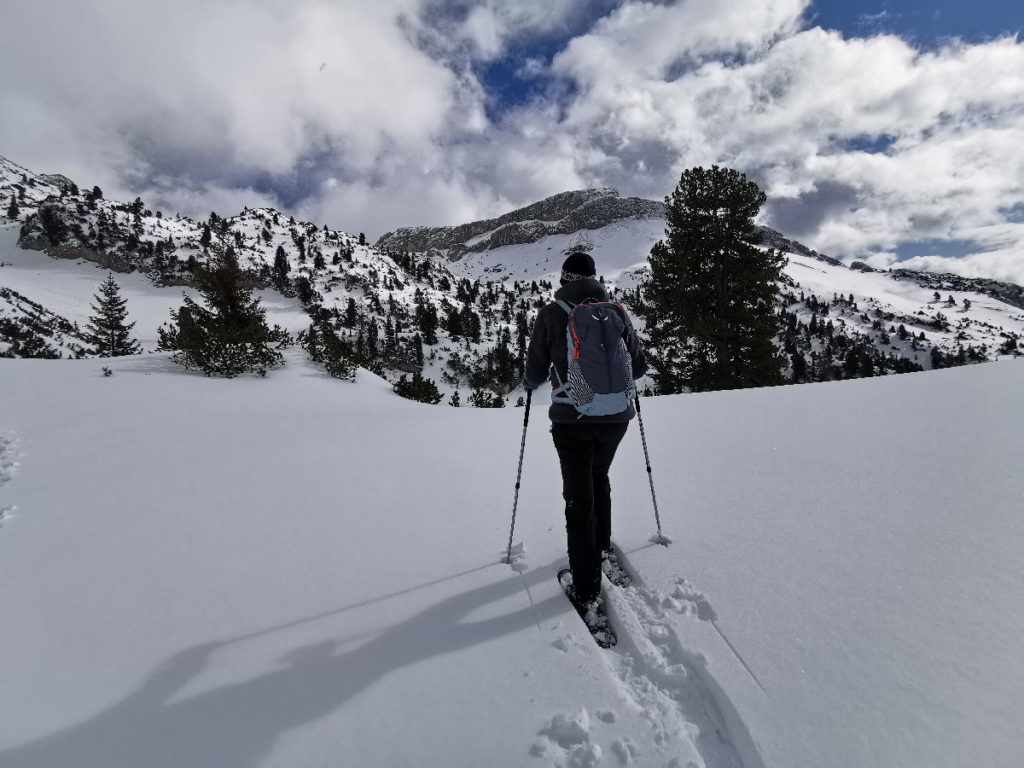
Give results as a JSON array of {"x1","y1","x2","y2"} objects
[
  {"x1": 635, "y1": 395, "x2": 670, "y2": 546},
  {"x1": 503, "y1": 389, "x2": 532, "y2": 565}
]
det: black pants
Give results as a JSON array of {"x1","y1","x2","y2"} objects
[{"x1": 551, "y1": 421, "x2": 629, "y2": 602}]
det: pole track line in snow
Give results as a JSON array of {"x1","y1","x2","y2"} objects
[
  {"x1": 664, "y1": 577, "x2": 767, "y2": 696},
  {"x1": 708, "y1": 621, "x2": 766, "y2": 696}
]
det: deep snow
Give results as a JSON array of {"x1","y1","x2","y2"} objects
[{"x1": 1, "y1": 346, "x2": 1022, "y2": 767}]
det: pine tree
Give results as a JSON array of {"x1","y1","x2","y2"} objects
[
  {"x1": 636, "y1": 166, "x2": 786, "y2": 392},
  {"x1": 294, "y1": 276, "x2": 315, "y2": 306},
  {"x1": 418, "y1": 303, "x2": 439, "y2": 345},
  {"x1": 273, "y1": 246, "x2": 290, "y2": 290},
  {"x1": 39, "y1": 203, "x2": 68, "y2": 245},
  {"x1": 393, "y1": 371, "x2": 443, "y2": 404},
  {"x1": 344, "y1": 298, "x2": 358, "y2": 328},
  {"x1": 5, "y1": 196, "x2": 18, "y2": 220},
  {"x1": 158, "y1": 246, "x2": 288, "y2": 376},
  {"x1": 85, "y1": 274, "x2": 141, "y2": 357},
  {"x1": 468, "y1": 387, "x2": 504, "y2": 407},
  {"x1": 302, "y1": 322, "x2": 356, "y2": 380}
]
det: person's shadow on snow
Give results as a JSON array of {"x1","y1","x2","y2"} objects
[{"x1": 1, "y1": 560, "x2": 566, "y2": 768}]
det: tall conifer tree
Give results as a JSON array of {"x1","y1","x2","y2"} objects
[
  {"x1": 85, "y1": 274, "x2": 141, "y2": 357},
  {"x1": 158, "y1": 246, "x2": 288, "y2": 376},
  {"x1": 637, "y1": 166, "x2": 786, "y2": 392},
  {"x1": 273, "y1": 246, "x2": 290, "y2": 291}
]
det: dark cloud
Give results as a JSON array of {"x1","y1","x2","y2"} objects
[
  {"x1": 764, "y1": 181, "x2": 862, "y2": 238},
  {"x1": 895, "y1": 238, "x2": 984, "y2": 261}
]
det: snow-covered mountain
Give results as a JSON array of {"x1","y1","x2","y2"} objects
[
  {"x1": 1, "y1": 155, "x2": 545, "y2": 400},
  {"x1": 2, "y1": 154, "x2": 1022, "y2": 390},
  {"x1": 380, "y1": 187, "x2": 1024, "y2": 376}
]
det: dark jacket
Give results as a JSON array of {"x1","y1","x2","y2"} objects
[{"x1": 523, "y1": 278, "x2": 648, "y2": 424}]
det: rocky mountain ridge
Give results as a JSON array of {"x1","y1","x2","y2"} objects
[{"x1": 377, "y1": 188, "x2": 664, "y2": 258}]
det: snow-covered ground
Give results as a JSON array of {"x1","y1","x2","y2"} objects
[{"x1": 1, "y1": 346, "x2": 1021, "y2": 767}]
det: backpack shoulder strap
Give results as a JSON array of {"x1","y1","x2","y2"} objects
[{"x1": 551, "y1": 299, "x2": 575, "y2": 405}]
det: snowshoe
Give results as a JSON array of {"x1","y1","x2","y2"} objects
[
  {"x1": 557, "y1": 568, "x2": 616, "y2": 648},
  {"x1": 601, "y1": 546, "x2": 632, "y2": 588}
]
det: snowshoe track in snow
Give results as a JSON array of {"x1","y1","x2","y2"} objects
[
  {"x1": 601, "y1": 552, "x2": 746, "y2": 768},
  {"x1": 0, "y1": 432, "x2": 19, "y2": 531},
  {"x1": 0, "y1": 432, "x2": 18, "y2": 487},
  {"x1": 535, "y1": 550, "x2": 750, "y2": 768}
]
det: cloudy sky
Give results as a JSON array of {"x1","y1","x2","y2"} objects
[{"x1": 2, "y1": 0, "x2": 1022, "y2": 282}]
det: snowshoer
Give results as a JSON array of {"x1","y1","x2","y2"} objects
[{"x1": 522, "y1": 251, "x2": 647, "y2": 609}]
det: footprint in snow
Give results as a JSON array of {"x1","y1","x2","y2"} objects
[
  {"x1": 551, "y1": 634, "x2": 580, "y2": 654},
  {"x1": 0, "y1": 432, "x2": 20, "y2": 487},
  {"x1": 611, "y1": 737, "x2": 639, "y2": 765},
  {"x1": 531, "y1": 709, "x2": 604, "y2": 768},
  {"x1": 0, "y1": 433, "x2": 20, "y2": 532},
  {"x1": 669, "y1": 579, "x2": 717, "y2": 622}
]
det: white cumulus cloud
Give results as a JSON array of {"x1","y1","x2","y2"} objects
[{"x1": 0, "y1": 0, "x2": 1021, "y2": 283}]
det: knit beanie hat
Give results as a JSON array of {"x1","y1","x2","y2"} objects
[{"x1": 560, "y1": 251, "x2": 596, "y2": 285}]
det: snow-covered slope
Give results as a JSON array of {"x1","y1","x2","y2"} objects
[
  {"x1": 0, "y1": 156, "x2": 71, "y2": 215},
  {"x1": 1, "y1": 156, "x2": 549, "y2": 400},
  {"x1": 1, "y1": 352, "x2": 1021, "y2": 767},
  {"x1": 439, "y1": 219, "x2": 1024, "y2": 371},
  {"x1": 0, "y1": 223, "x2": 311, "y2": 353}
]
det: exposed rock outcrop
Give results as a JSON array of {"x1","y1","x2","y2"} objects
[
  {"x1": 890, "y1": 269, "x2": 1024, "y2": 311},
  {"x1": 757, "y1": 226, "x2": 843, "y2": 267},
  {"x1": 376, "y1": 188, "x2": 664, "y2": 260}
]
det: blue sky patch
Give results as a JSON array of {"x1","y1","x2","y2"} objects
[
  {"x1": 1000, "y1": 203, "x2": 1024, "y2": 222},
  {"x1": 808, "y1": 1, "x2": 1022, "y2": 47},
  {"x1": 895, "y1": 238, "x2": 982, "y2": 261},
  {"x1": 472, "y1": 0, "x2": 620, "y2": 120},
  {"x1": 843, "y1": 134, "x2": 897, "y2": 154},
  {"x1": 478, "y1": 37, "x2": 574, "y2": 119}
]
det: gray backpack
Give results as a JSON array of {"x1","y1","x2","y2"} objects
[{"x1": 552, "y1": 299, "x2": 635, "y2": 416}]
